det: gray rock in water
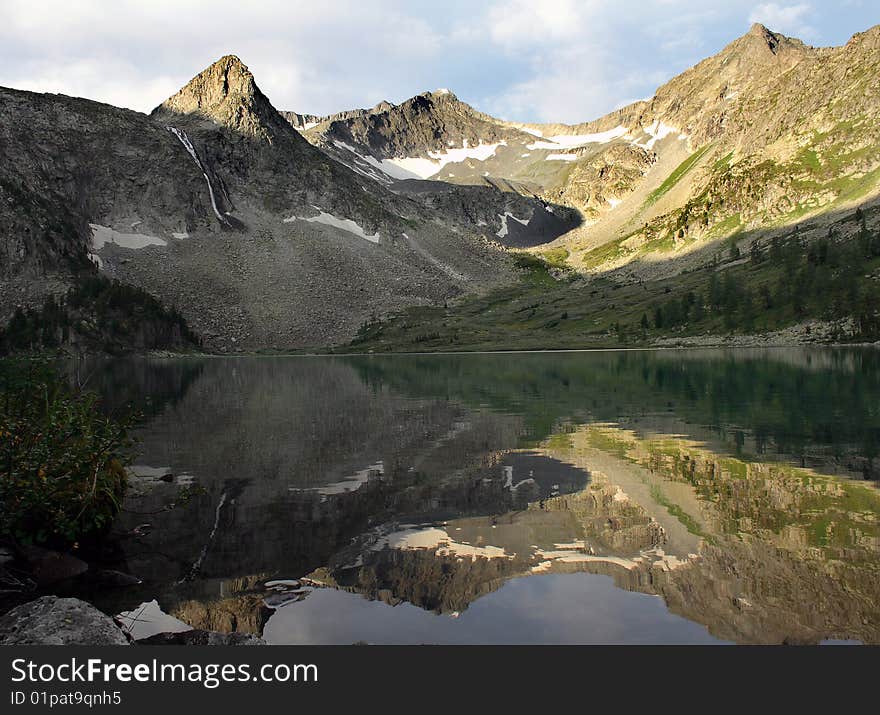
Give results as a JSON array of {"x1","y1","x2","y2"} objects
[
  {"x1": 17, "y1": 544, "x2": 88, "y2": 586},
  {"x1": 0, "y1": 596, "x2": 130, "y2": 645},
  {"x1": 137, "y1": 629, "x2": 266, "y2": 645}
]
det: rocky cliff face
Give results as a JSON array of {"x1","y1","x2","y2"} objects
[
  {"x1": 1, "y1": 56, "x2": 576, "y2": 350},
  {"x1": 153, "y1": 55, "x2": 288, "y2": 142},
  {"x1": 0, "y1": 88, "x2": 208, "y2": 279},
  {"x1": 323, "y1": 90, "x2": 517, "y2": 160},
  {"x1": 278, "y1": 110, "x2": 322, "y2": 131}
]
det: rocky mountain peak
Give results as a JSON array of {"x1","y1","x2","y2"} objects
[
  {"x1": 430, "y1": 88, "x2": 457, "y2": 100},
  {"x1": 748, "y1": 22, "x2": 772, "y2": 38},
  {"x1": 749, "y1": 23, "x2": 785, "y2": 54},
  {"x1": 731, "y1": 23, "x2": 809, "y2": 59},
  {"x1": 152, "y1": 54, "x2": 285, "y2": 141},
  {"x1": 413, "y1": 88, "x2": 464, "y2": 108},
  {"x1": 846, "y1": 23, "x2": 880, "y2": 49}
]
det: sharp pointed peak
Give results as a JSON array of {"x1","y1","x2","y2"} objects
[
  {"x1": 723, "y1": 21, "x2": 809, "y2": 58},
  {"x1": 421, "y1": 87, "x2": 459, "y2": 101},
  {"x1": 156, "y1": 53, "x2": 262, "y2": 110},
  {"x1": 372, "y1": 99, "x2": 395, "y2": 113},
  {"x1": 152, "y1": 53, "x2": 290, "y2": 141},
  {"x1": 213, "y1": 53, "x2": 247, "y2": 67}
]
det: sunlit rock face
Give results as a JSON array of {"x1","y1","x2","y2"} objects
[{"x1": 153, "y1": 55, "x2": 285, "y2": 143}]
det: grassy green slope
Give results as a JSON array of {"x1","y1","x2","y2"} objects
[{"x1": 340, "y1": 210, "x2": 880, "y2": 353}]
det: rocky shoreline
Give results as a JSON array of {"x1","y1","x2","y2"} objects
[
  {"x1": 0, "y1": 596, "x2": 265, "y2": 645},
  {"x1": 0, "y1": 541, "x2": 265, "y2": 646}
]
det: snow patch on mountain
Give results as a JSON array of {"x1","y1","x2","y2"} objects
[
  {"x1": 90, "y1": 224, "x2": 167, "y2": 250},
  {"x1": 496, "y1": 212, "x2": 530, "y2": 238},
  {"x1": 385, "y1": 140, "x2": 508, "y2": 179},
  {"x1": 332, "y1": 140, "x2": 416, "y2": 181},
  {"x1": 332, "y1": 139, "x2": 508, "y2": 181},
  {"x1": 633, "y1": 120, "x2": 688, "y2": 149},
  {"x1": 546, "y1": 153, "x2": 579, "y2": 162},
  {"x1": 283, "y1": 206, "x2": 380, "y2": 243},
  {"x1": 527, "y1": 126, "x2": 629, "y2": 150},
  {"x1": 328, "y1": 141, "x2": 398, "y2": 182}
]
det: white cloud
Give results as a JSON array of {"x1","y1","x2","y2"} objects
[
  {"x1": 0, "y1": 0, "x2": 444, "y2": 113},
  {"x1": 0, "y1": 0, "x2": 869, "y2": 123},
  {"x1": 749, "y1": 3, "x2": 816, "y2": 38},
  {"x1": 486, "y1": 0, "x2": 595, "y2": 47},
  {"x1": 7, "y1": 58, "x2": 181, "y2": 113},
  {"x1": 477, "y1": 1, "x2": 728, "y2": 123}
]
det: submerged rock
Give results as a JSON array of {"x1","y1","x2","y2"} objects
[
  {"x1": 137, "y1": 629, "x2": 266, "y2": 645},
  {"x1": 0, "y1": 596, "x2": 130, "y2": 645},
  {"x1": 88, "y1": 568, "x2": 143, "y2": 587}
]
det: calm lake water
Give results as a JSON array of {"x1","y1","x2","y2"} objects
[{"x1": 80, "y1": 348, "x2": 880, "y2": 644}]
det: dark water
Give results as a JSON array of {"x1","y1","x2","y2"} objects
[{"x1": 81, "y1": 348, "x2": 880, "y2": 644}]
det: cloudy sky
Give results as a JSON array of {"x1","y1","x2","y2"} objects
[{"x1": 1, "y1": 1, "x2": 876, "y2": 124}]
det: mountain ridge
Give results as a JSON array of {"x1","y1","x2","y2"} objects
[
  {"x1": 0, "y1": 52, "x2": 577, "y2": 352},
  {"x1": 292, "y1": 23, "x2": 880, "y2": 275},
  {"x1": 2, "y1": 23, "x2": 880, "y2": 354}
]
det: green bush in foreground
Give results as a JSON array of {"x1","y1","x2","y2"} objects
[{"x1": 0, "y1": 359, "x2": 134, "y2": 549}]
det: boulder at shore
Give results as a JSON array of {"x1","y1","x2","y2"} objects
[
  {"x1": 0, "y1": 596, "x2": 268, "y2": 645},
  {"x1": 0, "y1": 596, "x2": 130, "y2": 645}
]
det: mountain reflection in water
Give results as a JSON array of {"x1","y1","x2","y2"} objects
[{"x1": 82, "y1": 348, "x2": 880, "y2": 644}]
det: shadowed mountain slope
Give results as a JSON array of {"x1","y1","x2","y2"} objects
[{"x1": 1, "y1": 56, "x2": 576, "y2": 351}]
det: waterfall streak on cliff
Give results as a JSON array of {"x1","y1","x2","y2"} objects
[{"x1": 167, "y1": 126, "x2": 229, "y2": 225}]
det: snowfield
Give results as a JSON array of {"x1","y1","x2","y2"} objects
[
  {"x1": 527, "y1": 126, "x2": 629, "y2": 150},
  {"x1": 521, "y1": 120, "x2": 688, "y2": 161},
  {"x1": 634, "y1": 120, "x2": 687, "y2": 149},
  {"x1": 333, "y1": 139, "x2": 506, "y2": 181},
  {"x1": 386, "y1": 139, "x2": 508, "y2": 179},
  {"x1": 90, "y1": 224, "x2": 167, "y2": 250},
  {"x1": 496, "y1": 212, "x2": 530, "y2": 238},
  {"x1": 283, "y1": 206, "x2": 380, "y2": 243}
]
